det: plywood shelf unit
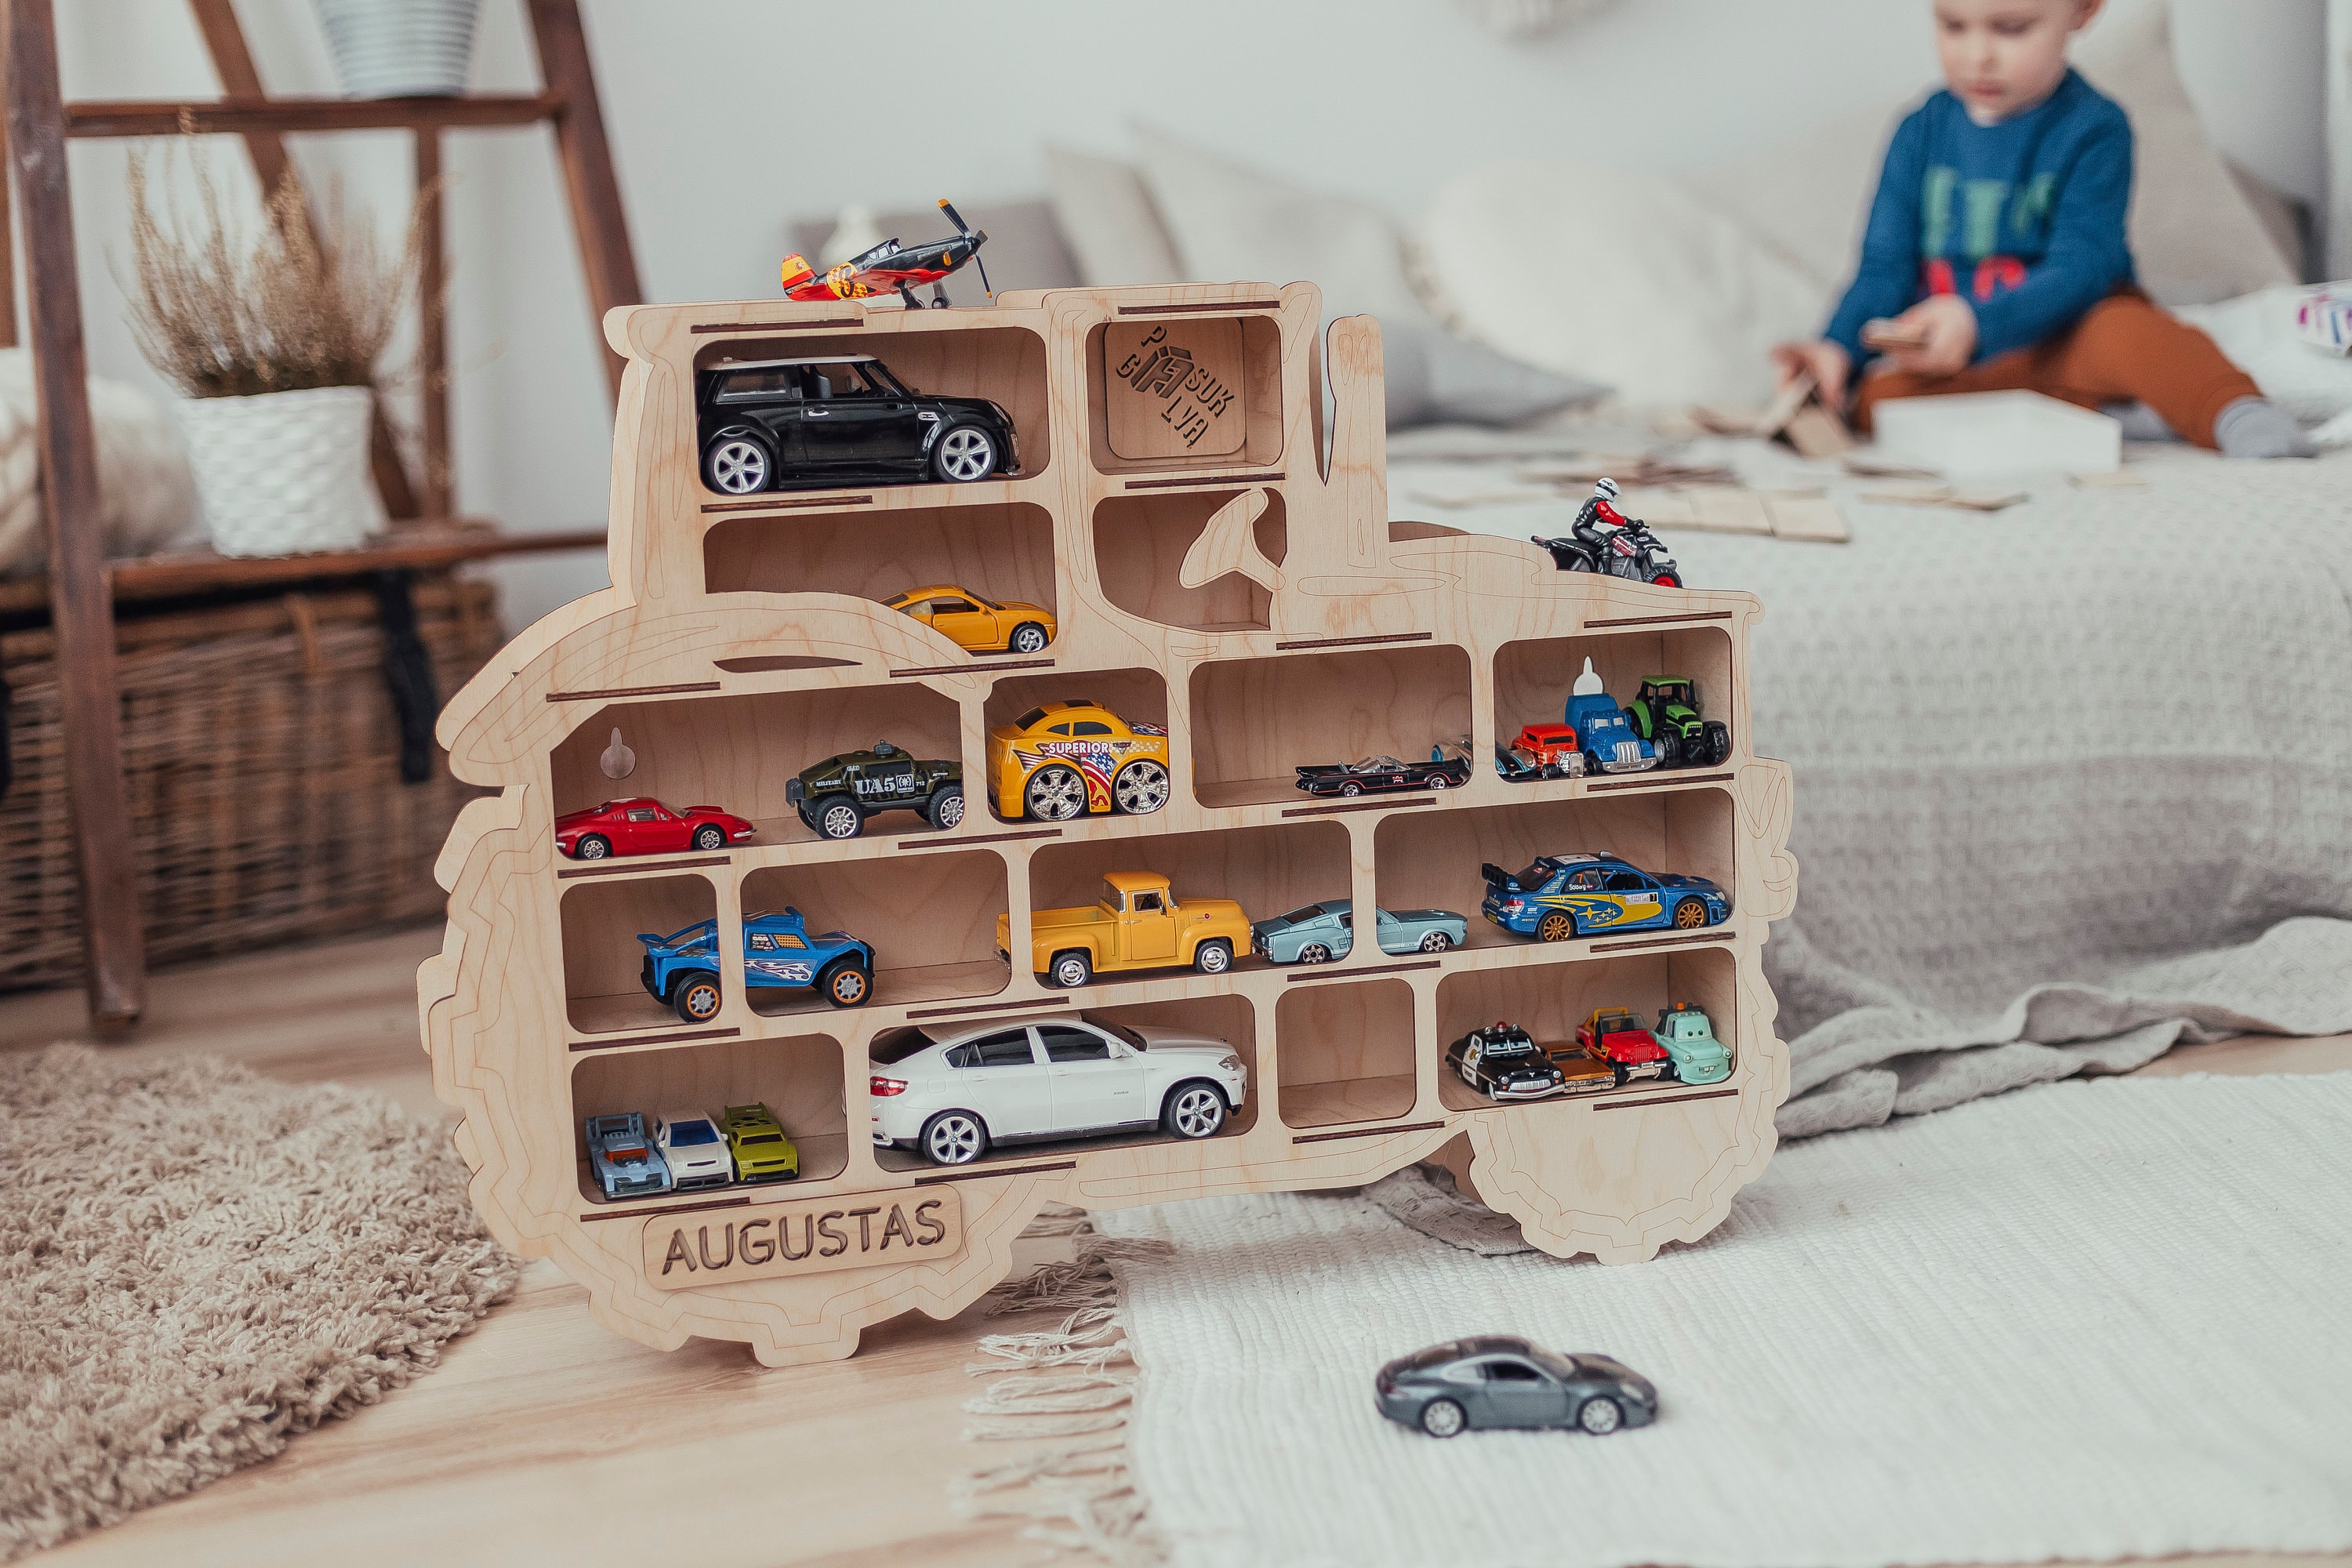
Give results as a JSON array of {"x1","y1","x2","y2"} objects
[{"x1": 422, "y1": 279, "x2": 1798, "y2": 1366}]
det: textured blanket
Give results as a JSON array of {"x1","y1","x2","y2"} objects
[
  {"x1": 1098, "y1": 1074, "x2": 2352, "y2": 1568},
  {"x1": 1394, "y1": 435, "x2": 2352, "y2": 1135}
]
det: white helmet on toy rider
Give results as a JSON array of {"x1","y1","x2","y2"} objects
[{"x1": 1592, "y1": 477, "x2": 1619, "y2": 503}]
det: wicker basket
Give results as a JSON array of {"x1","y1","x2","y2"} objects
[{"x1": 0, "y1": 572, "x2": 499, "y2": 993}]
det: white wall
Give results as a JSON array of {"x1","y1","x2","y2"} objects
[{"x1": 49, "y1": 0, "x2": 2328, "y2": 630}]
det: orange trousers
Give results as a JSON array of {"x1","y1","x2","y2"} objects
[{"x1": 1853, "y1": 289, "x2": 2259, "y2": 450}]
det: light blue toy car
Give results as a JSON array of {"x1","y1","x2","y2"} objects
[
  {"x1": 1249, "y1": 900, "x2": 1467, "y2": 964},
  {"x1": 584, "y1": 1111, "x2": 673, "y2": 1200},
  {"x1": 1654, "y1": 1004, "x2": 1732, "y2": 1084}
]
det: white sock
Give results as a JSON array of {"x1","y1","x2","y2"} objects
[{"x1": 2213, "y1": 396, "x2": 2316, "y2": 459}]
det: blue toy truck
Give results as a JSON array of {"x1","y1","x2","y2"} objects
[
  {"x1": 637, "y1": 907, "x2": 876, "y2": 1022},
  {"x1": 1563, "y1": 656, "x2": 1659, "y2": 775}
]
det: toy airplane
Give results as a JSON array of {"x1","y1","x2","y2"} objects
[{"x1": 779, "y1": 199, "x2": 993, "y2": 310}]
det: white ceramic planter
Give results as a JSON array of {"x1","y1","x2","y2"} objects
[
  {"x1": 314, "y1": 0, "x2": 481, "y2": 99},
  {"x1": 177, "y1": 385, "x2": 384, "y2": 558}
]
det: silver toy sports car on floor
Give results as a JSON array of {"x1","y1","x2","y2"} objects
[
  {"x1": 1375, "y1": 1336, "x2": 1658, "y2": 1438},
  {"x1": 1248, "y1": 900, "x2": 1467, "y2": 964}
]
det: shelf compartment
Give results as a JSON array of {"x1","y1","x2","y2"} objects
[
  {"x1": 1276, "y1": 978, "x2": 1417, "y2": 1128},
  {"x1": 1085, "y1": 315, "x2": 1283, "y2": 476},
  {"x1": 869, "y1": 995, "x2": 1259, "y2": 1174},
  {"x1": 1093, "y1": 488, "x2": 1287, "y2": 633},
  {"x1": 563, "y1": 873, "x2": 719, "y2": 1035},
  {"x1": 572, "y1": 1033, "x2": 850, "y2": 1205},
  {"x1": 1434, "y1": 947, "x2": 1737, "y2": 1112},
  {"x1": 1373, "y1": 789, "x2": 1737, "y2": 956},
  {"x1": 702, "y1": 501, "x2": 1057, "y2": 643},
  {"x1": 1191, "y1": 643, "x2": 1472, "y2": 810},
  {"x1": 690, "y1": 325, "x2": 1051, "y2": 495},
  {"x1": 1494, "y1": 625, "x2": 1737, "y2": 778},
  {"x1": 739, "y1": 851, "x2": 1009, "y2": 1019},
  {"x1": 551, "y1": 684, "x2": 964, "y2": 850},
  {"x1": 1025, "y1": 821, "x2": 1351, "y2": 988}
]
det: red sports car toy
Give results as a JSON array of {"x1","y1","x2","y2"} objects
[
  {"x1": 1575, "y1": 1007, "x2": 1672, "y2": 1087},
  {"x1": 779, "y1": 199, "x2": 993, "y2": 310},
  {"x1": 555, "y1": 797, "x2": 756, "y2": 861}
]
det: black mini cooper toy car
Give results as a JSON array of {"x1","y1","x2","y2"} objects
[
  {"x1": 1375, "y1": 1336, "x2": 1658, "y2": 1438},
  {"x1": 784, "y1": 740, "x2": 963, "y2": 840},
  {"x1": 696, "y1": 354, "x2": 1018, "y2": 494}
]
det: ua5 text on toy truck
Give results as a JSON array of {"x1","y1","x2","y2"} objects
[{"x1": 786, "y1": 740, "x2": 962, "y2": 840}]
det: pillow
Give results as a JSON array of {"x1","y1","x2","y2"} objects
[
  {"x1": 1042, "y1": 146, "x2": 1186, "y2": 287},
  {"x1": 1414, "y1": 160, "x2": 1828, "y2": 408},
  {"x1": 1675, "y1": 3, "x2": 2299, "y2": 317},
  {"x1": 1127, "y1": 132, "x2": 1608, "y2": 427},
  {"x1": 0, "y1": 349, "x2": 198, "y2": 575},
  {"x1": 2173, "y1": 285, "x2": 2352, "y2": 425}
]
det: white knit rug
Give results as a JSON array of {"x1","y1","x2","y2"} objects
[{"x1": 1096, "y1": 1075, "x2": 2352, "y2": 1568}]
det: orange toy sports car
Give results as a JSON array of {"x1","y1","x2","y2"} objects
[
  {"x1": 886, "y1": 585, "x2": 1055, "y2": 655},
  {"x1": 986, "y1": 701, "x2": 1171, "y2": 821}
]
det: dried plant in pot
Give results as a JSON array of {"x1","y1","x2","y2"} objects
[{"x1": 122, "y1": 150, "x2": 424, "y2": 558}]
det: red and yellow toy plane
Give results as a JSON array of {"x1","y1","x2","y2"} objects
[{"x1": 779, "y1": 199, "x2": 993, "y2": 310}]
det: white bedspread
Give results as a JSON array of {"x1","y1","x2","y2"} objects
[
  {"x1": 1098, "y1": 1074, "x2": 2352, "y2": 1568},
  {"x1": 1394, "y1": 435, "x2": 2352, "y2": 1135}
]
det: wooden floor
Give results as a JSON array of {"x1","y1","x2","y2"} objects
[{"x1": 4, "y1": 927, "x2": 2346, "y2": 1568}]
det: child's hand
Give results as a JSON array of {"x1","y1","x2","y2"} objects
[
  {"x1": 1769, "y1": 339, "x2": 1851, "y2": 408},
  {"x1": 1878, "y1": 295, "x2": 1977, "y2": 376}
]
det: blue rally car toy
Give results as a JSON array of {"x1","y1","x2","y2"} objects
[
  {"x1": 584, "y1": 1111, "x2": 673, "y2": 1200},
  {"x1": 638, "y1": 907, "x2": 876, "y2": 1022},
  {"x1": 1479, "y1": 853, "x2": 1730, "y2": 942}
]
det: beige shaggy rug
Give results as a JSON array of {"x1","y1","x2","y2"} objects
[{"x1": 0, "y1": 1044, "x2": 517, "y2": 1560}]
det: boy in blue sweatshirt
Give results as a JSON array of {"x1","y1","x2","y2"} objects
[{"x1": 1773, "y1": 0, "x2": 2310, "y2": 459}]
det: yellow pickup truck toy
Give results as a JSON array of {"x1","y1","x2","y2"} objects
[{"x1": 997, "y1": 871, "x2": 1252, "y2": 988}]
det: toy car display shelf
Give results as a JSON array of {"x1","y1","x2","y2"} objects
[{"x1": 420, "y1": 280, "x2": 1798, "y2": 1366}]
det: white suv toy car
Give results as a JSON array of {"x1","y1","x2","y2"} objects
[{"x1": 869, "y1": 1014, "x2": 1247, "y2": 1166}]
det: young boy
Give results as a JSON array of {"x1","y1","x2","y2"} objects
[{"x1": 1773, "y1": 0, "x2": 2312, "y2": 459}]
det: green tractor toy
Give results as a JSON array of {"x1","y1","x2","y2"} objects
[{"x1": 1623, "y1": 677, "x2": 1730, "y2": 769}]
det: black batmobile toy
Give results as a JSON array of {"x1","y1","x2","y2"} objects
[
  {"x1": 1294, "y1": 746, "x2": 1472, "y2": 799},
  {"x1": 696, "y1": 354, "x2": 1018, "y2": 495}
]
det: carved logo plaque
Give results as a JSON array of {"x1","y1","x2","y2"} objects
[
  {"x1": 641, "y1": 1187, "x2": 964, "y2": 1289},
  {"x1": 1104, "y1": 318, "x2": 1246, "y2": 459}
]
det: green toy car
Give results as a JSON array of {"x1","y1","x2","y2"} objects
[
  {"x1": 1654, "y1": 1004, "x2": 1732, "y2": 1084},
  {"x1": 1623, "y1": 677, "x2": 1731, "y2": 769},
  {"x1": 785, "y1": 739, "x2": 963, "y2": 840},
  {"x1": 719, "y1": 1101, "x2": 801, "y2": 1181}
]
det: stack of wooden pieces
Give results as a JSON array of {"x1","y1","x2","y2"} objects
[{"x1": 1615, "y1": 485, "x2": 1850, "y2": 543}]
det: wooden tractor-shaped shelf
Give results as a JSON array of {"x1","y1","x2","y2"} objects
[{"x1": 420, "y1": 279, "x2": 1798, "y2": 1365}]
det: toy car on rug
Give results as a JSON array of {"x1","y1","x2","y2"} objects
[
  {"x1": 1375, "y1": 1336, "x2": 1658, "y2": 1438},
  {"x1": 986, "y1": 700, "x2": 1171, "y2": 822},
  {"x1": 719, "y1": 1102, "x2": 801, "y2": 1182},
  {"x1": 1576, "y1": 1007, "x2": 1672, "y2": 1087},
  {"x1": 1654, "y1": 1003, "x2": 1732, "y2": 1083},
  {"x1": 1445, "y1": 1022, "x2": 1569, "y2": 1101},
  {"x1": 786, "y1": 740, "x2": 962, "y2": 840},
  {"x1": 695, "y1": 353, "x2": 1017, "y2": 494},
  {"x1": 1624, "y1": 677, "x2": 1732, "y2": 768},
  {"x1": 638, "y1": 909, "x2": 876, "y2": 1021},
  {"x1": 584, "y1": 1112, "x2": 672, "y2": 1199},
  {"x1": 1294, "y1": 748, "x2": 1471, "y2": 798},
  {"x1": 884, "y1": 585, "x2": 1055, "y2": 654},
  {"x1": 1250, "y1": 900, "x2": 1465, "y2": 964},
  {"x1": 868, "y1": 1013, "x2": 1247, "y2": 1167},
  {"x1": 1479, "y1": 852, "x2": 1730, "y2": 942},
  {"x1": 1003, "y1": 872, "x2": 1250, "y2": 989},
  {"x1": 557, "y1": 797, "x2": 755, "y2": 860}
]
